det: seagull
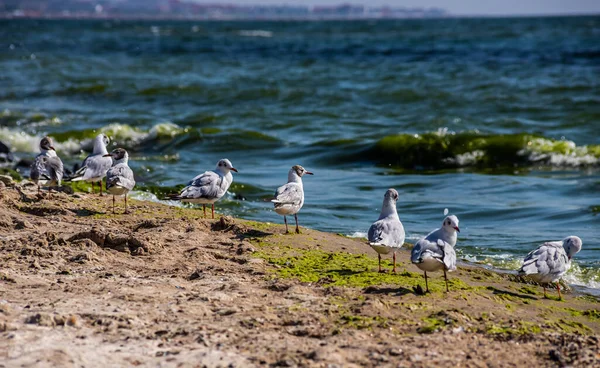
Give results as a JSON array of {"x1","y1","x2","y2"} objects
[
  {"x1": 104, "y1": 148, "x2": 136, "y2": 214},
  {"x1": 66, "y1": 133, "x2": 112, "y2": 195},
  {"x1": 30, "y1": 136, "x2": 64, "y2": 194},
  {"x1": 411, "y1": 215, "x2": 460, "y2": 293},
  {"x1": 518, "y1": 236, "x2": 582, "y2": 299},
  {"x1": 170, "y1": 159, "x2": 237, "y2": 219},
  {"x1": 367, "y1": 188, "x2": 405, "y2": 273},
  {"x1": 272, "y1": 165, "x2": 313, "y2": 234}
]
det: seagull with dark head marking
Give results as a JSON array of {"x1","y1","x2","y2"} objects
[
  {"x1": 411, "y1": 215, "x2": 460, "y2": 293},
  {"x1": 170, "y1": 159, "x2": 237, "y2": 219},
  {"x1": 104, "y1": 148, "x2": 136, "y2": 214},
  {"x1": 518, "y1": 236, "x2": 582, "y2": 299},
  {"x1": 30, "y1": 136, "x2": 64, "y2": 194},
  {"x1": 272, "y1": 165, "x2": 313, "y2": 234},
  {"x1": 367, "y1": 188, "x2": 405, "y2": 273}
]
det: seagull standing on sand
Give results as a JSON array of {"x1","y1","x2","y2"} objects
[
  {"x1": 170, "y1": 159, "x2": 237, "y2": 219},
  {"x1": 67, "y1": 133, "x2": 112, "y2": 195},
  {"x1": 411, "y1": 215, "x2": 460, "y2": 293},
  {"x1": 272, "y1": 165, "x2": 313, "y2": 234},
  {"x1": 367, "y1": 188, "x2": 405, "y2": 273},
  {"x1": 30, "y1": 136, "x2": 64, "y2": 194},
  {"x1": 104, "y1": 148, "x2": 136, "y2": 214},
  {"x1": 518, "y1": 236, "x2": 582, "y2": 299}
]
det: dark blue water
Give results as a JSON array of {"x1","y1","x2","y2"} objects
[{"x1": 1, "y1": 17, "x2": 599, "y2": 288}]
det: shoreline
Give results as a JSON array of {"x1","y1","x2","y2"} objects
[
  {"x1": 132, "y1": 189, "x2": 600, "y2": 297},
  {"x1": 1, "y1": 179, "x2": 600, "y2": 366}
]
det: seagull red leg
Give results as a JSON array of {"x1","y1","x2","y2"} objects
[{"x1": 444, "y1": 269, "x2": 449, "y2": 292}]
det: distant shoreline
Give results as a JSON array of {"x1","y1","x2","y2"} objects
[{"x1": 0, "y1": 13, "x2": 598, "y2": 22}]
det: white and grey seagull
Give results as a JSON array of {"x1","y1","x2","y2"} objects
[
  {"x1": 518, "y1": 236, "x2": 582, "y2": 299},
  {"x1": 104, "y1": 148, "x2": 136, "y2": 214},
  {"x1": 411, "y1": 215, "x2": 460, "y2": 293},
  {"x1": 30, "y1": 136, "x2": 64, "y2": 194},
  {"x1": 272, "y1": 165, "x2": 313, "y2": 234},
  {"x1": 367, "y1": 188, "x2": 405, "y2": 273},
  {"x1": 170, "y1": 159, "x2": 237, "y2": 219},
  {"x1": 67, "y1": 133, "x2": 112, "y2": 195}
]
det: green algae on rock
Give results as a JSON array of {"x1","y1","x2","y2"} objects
[
  {"x1": 254, "y1": 246, "x2": 471, "y2": 291},
  {"x1": 369, "y1": 131, "x2": 600, "y2": 169}
]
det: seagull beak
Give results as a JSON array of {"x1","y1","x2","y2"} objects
[
  {"x1": 103, "y1": 154, "x2": 112, "y2": 157},
  {"x1": 454, "y1": 226, "x2": 460, "y2": 233},
  {"x1": 49, "y1": 146, "x2": 56, "y2": 151},
  {"x1": 305, "y1": 171, "x2": 314, "y2": 175},
  {"x1": 230, "y1": 168, "x2": 238, "y2": 173}
]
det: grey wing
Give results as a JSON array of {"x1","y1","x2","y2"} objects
[
  {"x1": 273, "y1": 183, "x2": 302, "y2": 205},
  {"x1": 81, "y1": 155, "x2": 112, "y2": 180},
  {"x1": 107, "y1": 164, "x2": 135, "y2": 190},
  {"x1": 180, "y1": 171, "x2": 224, "y2": 200},
  {"x1": 45, "y1": 156, "x2": 64, "y2": 184},
  {"x1": 519, "y1": 242, "x2": 567, "y2": 277},
  {"x1": 369, "y1": 219, "x2": 405, "y2": 247},
  {"x1": 438, "y1": 239, "x2": 457, "y2": 271},
  {"x1": 367, "y1": 222, "x2": 381, "y2": 243},
  {"x1": 30, "y1": 155, "x2": 45, "y2": 182},
  {"x1": 411, "y1": 238, "x2": 443, "y2": 263}
]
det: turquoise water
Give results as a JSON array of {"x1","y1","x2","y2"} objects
[{"x1": 1, "y1": 17, "x2": 599, "y2": 289}]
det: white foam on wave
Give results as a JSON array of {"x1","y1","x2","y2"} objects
[
  {"x1": 443, "y1": 150, "x2": 485, "y2": 166},
  {"x1": 348, "y1": 231, "x2": 367, "y2": 239},
  {"x1": 0, "y1": 122, "x2": 186, "y2": 155},
  {"x1": 239, "y1": 30, "x2": 273, "y2": 38},
  {"x1": 519, "y1": 137, "x2": 600, "y2": 167},
  {"x1": 563, "y1": 262, "x2": 600, "y2": 289},
  {"x1": 0, "y1": 127, "x2": 82, "y2": 154},
  {"x1": 129, "y1": 190, "x2": 184, "y2": 208}
]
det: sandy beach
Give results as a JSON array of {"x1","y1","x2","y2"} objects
[{"x1": 0, "y1": 179, "x2": 598, "y2": 367}]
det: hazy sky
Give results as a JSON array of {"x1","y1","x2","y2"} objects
[{"x1": 193, "y1": 0, "x2": 600, "y2": 16}]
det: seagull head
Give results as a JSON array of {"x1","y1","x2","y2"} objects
[
  {"x1": 104, "y1": 148, "x2": 129, "y2": 163},
  {"x1": 384, "y1": 188, "x2": 399, "y2": 202},
  {"x1": 95, "y1": 133, "x2": 110, "y2": 147},
  {"x1": 442, "y1": 215, "x2": 460, "y2": 233},
  {"x1": 562, "y1": 236, "x2": 582, "y2": 260},
  {"x1": 292, "y1": 165, "x2": 313, "y2": 177},
  {"x1": 217, "y1": 158, "x2": 237, "y2": 173},
  {"x1": 40, "y1": 136, "x2": 55, "y2": 151}
]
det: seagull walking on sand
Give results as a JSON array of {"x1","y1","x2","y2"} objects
[
  {"x1": 170, "y1": 159, "x2": 237, "y2": 219},
  {"x1": 66, "y1": 133, "x2": 112, "y2": 195},
  {"x1": 411, "y1": 215, "x2": 460, "y2": 293},
  {"x1": 367, "y1": 188, "x2": 405, "y2": 273},
  {"x1": 30, "y1": 136, "x2": 64, "y2": 194},
  {"x1": 272, "y1": 165, "x2": 313, "y2": 234},
  {"x1": 518, "y1": 236, "x2": 582, "y2": 299},
  {"x1": 104, "y1": 148, "x2": 136, "y2": 214}
]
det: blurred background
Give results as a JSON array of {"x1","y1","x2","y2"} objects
[{"x1": 1, "y1": 1, "x2": 599, "y2": 291}]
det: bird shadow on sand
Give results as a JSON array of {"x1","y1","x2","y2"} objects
[
  {"x1": 363, "y1": 285, "x2": 414, "y2": 297},
  {"x1": 210, "y1": 217, "x2": 273, "y2": 240},
  {"x1": 486, "y1": 286, "x2": 538, "y2": 300},
  {"x1": 69, "y1": 208, "x2": 105, "y2": 217}
]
